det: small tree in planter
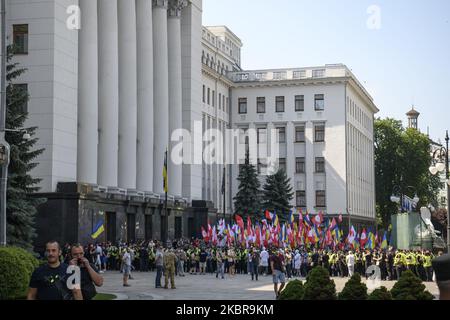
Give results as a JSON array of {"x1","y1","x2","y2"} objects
[
  {"x1": 391, "y1": 270, "x2": 434, "y2": 300},
  {"x1": 338, "y1": 273, "x2": 368, "y2": 300},
  {"x1": 368, "y1": 286, "x2": 392, "y2": 300},
  {"x1": 303, "y1": 266, "x2": 337, "y2": 300},
  {"x1": 278, "y1": 280, "x2": 304, "y2": 300}
]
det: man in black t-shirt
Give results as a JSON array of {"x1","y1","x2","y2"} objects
[
  {"x1": 199, "y1": 249, "x2": 207, "y2": 275},
  {"x1": 270, "y1": 249, "x2": 286, "y2": 299},
  {"x1": 27, "y1": 241, "x2": 82, "y2": 300},
  {"x1": 69, "y1": 244, "x2": 104, "y2": 300}
]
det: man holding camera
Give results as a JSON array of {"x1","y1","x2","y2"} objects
[
  {"x1": 69, "y1": 244, "x2": 104, "y2": 300},
  {"x1": 27, "y1": 241, "x2": 83, "y2": 300}
]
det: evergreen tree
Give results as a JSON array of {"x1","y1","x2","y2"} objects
[
  {"x1": 303, "y1": 266, "x2": 337, "y2": 300},
  {"x1": 338, "y1": 273, "x2": 368, "y2": 300},
  {"x1": 233, "y1": 150, "x2": 261, "y2": 219},
  {"x1": 368, "y1": 286, "x2": 392, "y2": 300},
  {"x1": 390, "y1": 270, "x2": 434, "y2": 300},
  {"x1": 5, "y1": 46, "x2": 45, "y2": 250},
  {"x1": 262, "y1": 168, "x2": 294, "y2": 222}
]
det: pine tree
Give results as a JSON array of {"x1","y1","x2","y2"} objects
[
  {"x1": 338, "y1": 273, "x2": 368, "y2": 300},
  {"x1": 233, "y1": 150, "x2": 261, "y2": 219},
  {"x1": 5, "y1": 46, "x2": 45, "y2": 250},
  {"x1": 262, "y1": 168, "x2": 294, "y2": 222},
  {"x1": 390, "y1": 270, "x2": 434, "y2": 300}
]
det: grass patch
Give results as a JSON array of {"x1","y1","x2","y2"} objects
[{"x1": 93, "y1": 293, "x2": 117, "y2": 300}]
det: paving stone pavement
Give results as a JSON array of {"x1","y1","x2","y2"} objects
[{"x1": 97, "y1": 270, "x2": 440, "y2": 300}]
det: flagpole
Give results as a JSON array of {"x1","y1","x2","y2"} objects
[
  {"x1": 222, "y1": 166, "x2": 226, "y2": 223},
  {"x1": 164, "y1": 149, "x2": 168, "y2": 246}
]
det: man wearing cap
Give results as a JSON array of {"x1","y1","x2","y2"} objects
[{"x1": 432, "y1": 253, "x2": 450, "y2": 300}]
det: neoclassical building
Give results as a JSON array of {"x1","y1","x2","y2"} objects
[{"x1": 3, "y1": 0, "x2": 378, "y2": 249}]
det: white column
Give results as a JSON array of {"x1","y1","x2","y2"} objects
[
  {"x1": 153, "y1": 0, "x2": 169, "y2": 195},
  {"x1": 118, "y1": 0, "x2": 137, "y2": 190},
  {"x1": 286, "y1": 122, "x2": 295, "y2": 206},
  {"x1": 167, "y1": 0, "x2": 186, "y2": 197},
  {"x1": 77, "y1": 0, "x2": 98, "y2": 185},
  {"x1": 305, "y1": 121, "x2": 315, "y2": 212},
  {"x1": 136, "y1": 0, "x2": 154, "y2": 192},
  {"x1": 98, "y1": 0, "x2": 119, "y2": 187}
]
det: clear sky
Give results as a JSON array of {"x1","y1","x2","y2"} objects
[{"x1": 203, "y1": 0, "x2": 450, "y2": 143}]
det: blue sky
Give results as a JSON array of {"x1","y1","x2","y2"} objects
[{"x1": 203, "y1": 0, "x2": 450, "y2": 143}]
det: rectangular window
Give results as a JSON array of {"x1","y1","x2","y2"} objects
[
  {"x1": 316, "y1": 190, "x2": 326, "y2": 208},
  {"x1": 312, "y1": 69, "x2": 325, "y2": 78},
  {"x1": 279, "y1": 158, "x2": 286, "y2": 172},
  {"x1": 295, "y1": 126, "x2": 305, "y2": 143},
  {"x1": 276, "y1": 96, "x2": 285, "y2": 112},
  {"x1": 257, "y1": 128, "x2": 267, "y2": 144},
  {"x1": 277, "y1": 127, "x2": 286, "y2": 143},
  {"x1": 202, "y1": 85, "x2": 206, "y2": 103},
  {"x1": 212, "y1": 90, "x2": 215, "y2": 107},
  {"x1": 315, "y1": 124, "x2": 325, "y2": 142},
  {"x1": 238, "y1": 98, "x2": 247, "y2": 114},
  {"x1": 13, "y1": 24, "x2": 28, "y2": 54},
  {"x1": 295, "y1": 95, "x2": 304, "y2": 112},
  {"x1": 257, "y1": 97, "x2": 266, "y2": 113},
  {"x1": 14, "y1": 84, "x2": 28, "y2": 113},
  {"x1": 223, "y1": 96, "x2": 226, "y2": 111},
  {"x1": 296, "y1": 191, "x2": 306, "y2": 207},
  {"x1": 219, "y1": 93, "x2": 222, "y2": 109},
  {"x1": 315, "y1": 157, "x2": 325, "y2": 173},
  {"x1": 314, "y1": 94, "x2": 324, "y2": 111},
  {"x1": 226, "y1": 97, "x2": 229, "y2": 113},
  {"x1": 296, "y1": 157, "x2": 305, "y2": 173},
  {"x1": 207, "y1": 88, "x2": 210, "y2": 105}
]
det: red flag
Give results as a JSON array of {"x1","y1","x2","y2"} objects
[
  {"x1": 265, "y1": 210, "x2": 272, "y2": 221},
  {"x1": 298, "y1": 208, "x2": 303, "y2": 223},
  {"x1": 235, "y1": 214, "x2": 244, "y2": 230},
  {"x1": 201, "y1": 226, "x2": 209, "y2": 242},
  {"x1": 247, "y1": 216, "x2": 252, "y2": 236}
]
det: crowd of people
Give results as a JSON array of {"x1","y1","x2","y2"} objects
[{"x1": 57, "y1": 238, "x2": 441, "y2": 284}]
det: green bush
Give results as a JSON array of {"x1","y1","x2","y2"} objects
[
  {"x1": 278, "y1": 280, "x2": 304, "y2": 300},
  {"x1": 0, "y1": 246, "x2": 37, "y2": 300},
  {"x1": 391, "y1": 270, "x2": 434, "y2": 300},
  {"x1": 368, "y1": 286, "x2": 392, "y2": 300},
  {"x1": 303, "y1": 266, "x2": 337, "y2": 300},
  {"x1": 338, "y1": 273, "x2": 368, "y2": 300}
]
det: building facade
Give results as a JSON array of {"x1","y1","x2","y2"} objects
[
  {"x1": 3, "y1": 0, "x2": 378, "y2": 250},
  {"x1": 229, "y1": 65, "x2": 378, "y2": 228}
]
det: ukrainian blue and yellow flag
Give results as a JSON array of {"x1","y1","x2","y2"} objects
[
  {"x1": 91, "y1": 220, "x2": 105, "y2": 239},
  {"x1": 288, "y1": 210, "x2": 294, "y2": 224},
  {"x1": 163, "y1": 149, "x2": 168, "y2": 193},
  {"x1": 381, "y1": 231, "x2": 388, "y2": 249}
]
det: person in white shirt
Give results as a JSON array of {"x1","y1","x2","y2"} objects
[
  {"x1": 346, "y1": 251, "x2": 355, "y2": 277},
  {"x1": 260, "y1": 248, "x2": 269, "y2": 276},
  {"x1": 95, "y1": 244, "x2": 103, "y2": 273},
  {"x1": 122, "y1": 249, "x2": 131, "y2": 287},
  {"x1": 294, "y1": 250, "x2": 302, "y2": 277}
]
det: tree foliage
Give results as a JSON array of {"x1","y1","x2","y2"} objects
[
  {"x1": 5, "y1": 46, "x2": 46, "y2": 250},
  {"x1": 233, "y1": 150, "x2": 261, "y2": 219},
  {"x1": 374, "y1": 118, "x2": 442, "y2": 230},
  {"x1": 262, "y1": 169, "x2": 294, "y2": 223},
  {"x1": 338, "y1": 272, "x2": 368, "y2": 300},
  {"x1": 278, "y1": 279, "x2": 304, "y2": 300},
  {"x1": 390, "y1": 270, "x2": 434, "y2": 300},
  {"x1": 303, "y1": 266, "x2": 337, "y2": 300}
]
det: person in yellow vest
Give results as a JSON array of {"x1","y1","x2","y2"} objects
[
  {"x1": 423, "y1": 251, "x2": 434, "y2": 282},
  {"x1": 394, "y1": 250, "x2": 404, "y2": 280}
]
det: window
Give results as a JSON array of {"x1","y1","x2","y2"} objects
[
  {"x1": 257, "y1": 128, "x2": 267, "y2": 144},
  {"x1": 295, "y1": 95, "x2": 304, "y2": 112},
  {"x1": 315, "y1": 124, "x2": 325, "y2": 142},
  {"x1": 314, "y1": 94, "x2": 324, "y2": 111},
  {"x1": 257, "y1": 97, "x2": 265, "y2": 113},
  {"x1": 295, "y1": 126, "x2": 305, "y2": 143},
  {"x1": 279, "y1": 158, "x2": 286, "y2": 172},
  {"x1": 238, "y1": 98, "x2": 247, "y2": 114},
  {"x1": 226, "y1": 97, "x2": 229, "y2": 112},
  {"x1": 316, "y1": 190, "x2": 326, "y2": 208},
  {"x1": 202, "y1": 85, "x2": 205, "y2": 103},
  {"x1": 312, "y1": 69, "x2": 325, "y2": 78},
  {"x1": 219, "y1": 93, "x2": 222, "y2": 109},
  {"x1": 315, "y1": 157, "x2": 325, "y2": 173},
  {"x1": 13, "y1": 24, "x2": 28, "y2": 54},
  {"x1": 212, "y1": 90, "x2": 215, "y2": 107},
  {"x1": 239, "y1": 128, "x2": 248, "y2": 144},
  {"x1": 277, "y1": 127, "x2": 286, "y2": 143},
  {"x1": 296, "y1": 157, "x2": 305, "y2": 173},
  {"x1": 207, "y1": 88, "x2": 210, "y2": 105},
  {"x1": 276, "y1": 96, "x2": 285, "y2": 113},
  {"x1": 296, "y1": 191, "x2": 306, "y2": 207},
  {"x1": 14, "y1": 84, "x2": 28, "y2": 113},
  {"x1": 223, "y1": 95, "x2": 225, "y2": 110}
]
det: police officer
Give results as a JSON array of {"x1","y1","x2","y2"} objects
[
  {"x1": 423, "y1": 251, "x2": 434, "y2": 282},
  {"x1": 432, "y1": 253, "x2": 450, "y2": 300},
  {"x1": 163, "y1": 248, "x2": 177, "y2": 289}
]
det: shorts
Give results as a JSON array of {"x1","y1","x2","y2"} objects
[
  {"x1": 123, "y1": 264, "x2": 131, "y2": 275},
  {"x1": 272, "y1": 270, "x2": 286, "y2": 284},
  {"x1": 199, "y1": 262, "x2": 206, "y2": 269}
]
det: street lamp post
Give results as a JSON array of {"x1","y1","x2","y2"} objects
[
  {"x1": 429, "y1": 131, "x2": 450, "y2": 253},
  {"x1": 0, "y1": 0, "x2": 8, "y2": 247}
]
